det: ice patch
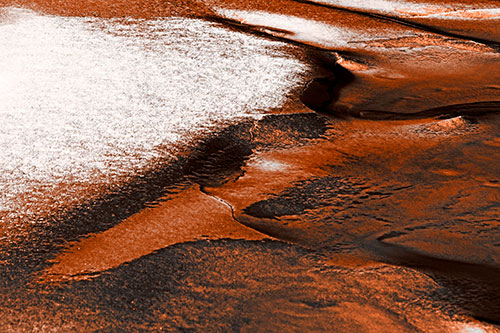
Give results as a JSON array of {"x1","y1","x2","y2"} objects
[
  {"x1": 314, "y1": 0, "x2": 499, "y2": 20},
  {"x1": 0, "y1": 7, "x2": 308, "y2": 213},
  {"x1": 215, "y1": 8, "x2": 390, "y2": 48}
]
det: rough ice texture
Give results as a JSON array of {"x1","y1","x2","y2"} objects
[{"x1": 0, "y1": 8, "x2": 308, "y2": 212}]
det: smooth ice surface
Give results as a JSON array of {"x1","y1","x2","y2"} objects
[{"x1": 0, "y1": 7, "x2": 307, "y2": 212}]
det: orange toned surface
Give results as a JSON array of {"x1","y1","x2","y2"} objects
[
  {"x1": 1, "y1": 0, "x2": 499, "y2": 330},
  {"x1": 1, "y1": 0, "x2": 212, "y2": 17},
  {"x1": 38, "y1": 114, "x2": 499, "y2": 320},
  {"x1": 43, "y1": 186, "x2": 266, "y2": 281},
  {"x1": 206, "y1": 115, "x2": 500, "y2": 266},
  {"x1": 4, "y1": 0, "x2": 499, "y2": 117},
  {"x1": 13, "y1": 240, "x2": 497, "y2": 331},
  {"x1": 204, "y1": 1, "x2": 500, "y2": 114}
]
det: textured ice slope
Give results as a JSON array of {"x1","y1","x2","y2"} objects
[{"x1": 0, "y1": 7, "x2": 307, "y2": 214}]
